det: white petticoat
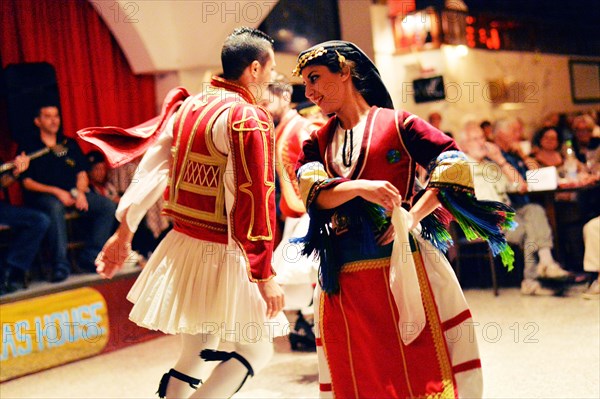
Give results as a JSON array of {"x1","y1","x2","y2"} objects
[
  {"x1": 273, "y1": 214, "x2": 319, "y2": 311},
  {"x1": 127, "y1": 229, "x2": 289, "y2": 343}
]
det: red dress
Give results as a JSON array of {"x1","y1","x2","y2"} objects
[{"x1": 296, "y1": 107, "x2": 483, "y2": 398}]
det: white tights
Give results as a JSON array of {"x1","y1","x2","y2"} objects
[{"x1": 165, "y1": 333, "x2": 273, "y2": 399}]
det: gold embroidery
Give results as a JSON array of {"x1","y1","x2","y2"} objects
[
  {"x1": 340, "y1": 258, "x2": 389, "y2": 273},
  {"x1": 412, "y1": 239, "x2": 457, "y2": 398},
  {"x1": 234, "y1": 106, "x2": 275, "y2": 241},
  {"x1": 169, "y1": 95, "x2": 231, "y2": 224},
  {"x1": 170, "y1": 96, "x2": 196, "y2": 201},
  {"x1": 429, "y1": 159, "x2": 473, "y2": 190},
  {"x1": 298, "y1": 163, "x2": 328, "y2": 206},
  {"x1": 174, "y1": 96, "x2": 223, "y2": 202},
  {"x1": 292, "y1": 46, "x2": 328, "y2": 76}
]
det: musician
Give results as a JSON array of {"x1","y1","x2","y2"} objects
[
  {"x1": 0, "y1": 152, "x2": 50, "y2": 294},
  {"x1": 18, "y1": 105, "x2": 116, "y2": 282}
]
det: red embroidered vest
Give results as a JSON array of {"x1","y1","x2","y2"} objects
[
  {"x1": 162, "y1": 89, "x2": 236, "y2": 244},
  {"x1": 162, "y1": 77, "x2": 277, "y2": 281}
]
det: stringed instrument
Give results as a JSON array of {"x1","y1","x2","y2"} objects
[{"x1": 0, "y1": 142, "x2": 68, "y2": 187}]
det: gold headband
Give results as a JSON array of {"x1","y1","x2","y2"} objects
[
  {"x1": 291, "y1": 47, "x2": 349, "y2": 77},
  {"x1": 292, "y1": 47, "x2": 327, "y2": 76}
]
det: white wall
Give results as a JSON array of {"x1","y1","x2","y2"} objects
[{"x1": 370, "y1": 4, "x2": 600, "y2": 137}]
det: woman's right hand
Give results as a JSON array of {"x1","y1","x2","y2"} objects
[{"x1": 357, "y1": 180, "x2": 402, "y2": 210}]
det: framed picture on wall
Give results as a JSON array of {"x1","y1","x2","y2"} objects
[
  {"x1": 413, "y1": 75, "x2": 445, "y2": 103},
  {"x1": 259, "y1": 0, "x2": 340, "y2": 54},
  {"x1": 569, "y1": 60, "x2": 600, "y2": 103}
]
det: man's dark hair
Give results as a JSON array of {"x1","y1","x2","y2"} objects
[
  {"x1": 35, "y1": 103, "x2": 60, "y2": 118},
  {"x1": 221, "y1": 27, "x2": 274, "y2": 80}
]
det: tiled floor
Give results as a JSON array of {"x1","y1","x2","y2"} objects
[{"x1": 1, "y1": 287, "x2": 598, "y2": 398}]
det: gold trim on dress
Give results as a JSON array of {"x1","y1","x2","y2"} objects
[
  {"x1": 298, "y1": 162, "x2": 329, "y2": 206},
  {"x1": 429, "y1": 159, "x2": 474, "y2": 191},
  {"x1": 412, "y1": 237, "x2": 457, "y2": 398},
  {"x1": 340, "y1": 258, "x2": 389, "y2": 273}
]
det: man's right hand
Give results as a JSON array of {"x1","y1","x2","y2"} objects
[
  {"x1": 257, "y1": 279, "x2": 285, "y2": 319},
  {"x1": 95, "y1": 232, "x2": 133, "y2": 279}
]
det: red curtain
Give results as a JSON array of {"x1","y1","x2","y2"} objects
[{"x1": 0, "y1": 0, "x2": 156, "y2": 162}]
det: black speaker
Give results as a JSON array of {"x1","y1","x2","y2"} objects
[{"x1": 3, "y1": 62, "x2": 61, "y2": 145}]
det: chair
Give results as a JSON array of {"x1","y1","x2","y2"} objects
[{"x1": 448, "y1": 222, "x2": 499, "y2": 296}]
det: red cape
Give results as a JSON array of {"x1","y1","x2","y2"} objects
[{"x1": 76, "y1": 87, "x2": 189, "y2": 167}]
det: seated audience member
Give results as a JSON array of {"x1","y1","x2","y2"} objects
[
  {"x1": 582, "y1": 216, "x2": 599, "y2": 299},
  {"x1": 542, "y1": 112, "x2": 560, "y2": 129},
  {"x1": 458, "y1": 122, "x2": 570, "y2": 295},
  {"x1": 480, "y1": 120, "x2": 494, "y2": 142},
  {"x1": 531, "y1": 127, "x2": 564, "y2": 167},
  {"x1": 572, "y1": 114, "x2": 600, "y2": 164},
  {"x1": 492, "y1": 118, "x2": 539, "y2": 209},
  {"x1": 1, "y1": 152, "x2": 50, "y2": 294},
  {"x1": 428, "y1": 111, "x2": 453, "y2": 137},
  {"x1": 19, "y1": 105, "x2": 116, "y2": 282},
  {"x1": 87, "y1": 151, "x2": 119, "y2": 203}
]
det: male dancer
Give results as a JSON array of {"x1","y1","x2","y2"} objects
[{"x1": 85, "y1": 28, "x2": 285, "y2": 398}]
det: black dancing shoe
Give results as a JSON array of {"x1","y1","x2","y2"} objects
[{"x1": 289, "y1": 311, "x2": 316, "y2": 352}]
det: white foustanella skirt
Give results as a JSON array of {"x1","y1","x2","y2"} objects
[{"x1": 127, "y1": 229, "x2": 289, "y2": 343}]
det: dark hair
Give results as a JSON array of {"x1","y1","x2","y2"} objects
[
  {"x1": 87, "y1": 151, "x2": 106, "y2": 166},
  {"x1": 221, "y1": 27, "x2": 274, "y2": 80},
  {"x1": 303, "y1": 55, "x2": 367, "y2": 102},
  {"x1": 35, "y1": 103, "x2": 60, "y2": 117},
  {"x1": 294, "y1": 41, "x2": 393, "y2": 109},
  {"x1": 480, "y1": 120, "x2": 491, "y2": 130},
  {"x1": 532, "y1": 126, "x2": 562, "y2": 150}
]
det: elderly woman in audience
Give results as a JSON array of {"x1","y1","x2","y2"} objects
[
  {"x1": 532, "y1": 127, "x2": 564, "y2": 167},
  {"x1": 572, "y1": 114, "x2": 600, "y2": 164}
]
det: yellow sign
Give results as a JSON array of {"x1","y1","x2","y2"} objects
[{"x1": 0, "y1": 287, "x2": 109, "y2": 381}]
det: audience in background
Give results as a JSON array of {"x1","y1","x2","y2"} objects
[
  {"x1": 480, "y1": 120, "x2": 494, "y2": 142},
  {"x1": 428, "y1": 111, "x2": 453, "y2": 137},
  {"x1": 19, "y1": 105, "x2": 116, "y2": 282},
  {"x1": 1, "y1": 152, "x2": 50, "y2": 294},
  {"x1": 87, "y1": 151, "x2": 120, "y2": 203},
  {"x1": 571, "y1": 114, "x2": 600, "y2": 164},
  {"x1": 531, "y1": 127, "x2": 564, "y2": 167},
  {"x1": 458, "y1": 121, "x2": 570, "y2": 295}
]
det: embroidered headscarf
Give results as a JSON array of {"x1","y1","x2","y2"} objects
[{"x1": 292, "y1": 40, "x2": 394, "y2": 109}]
